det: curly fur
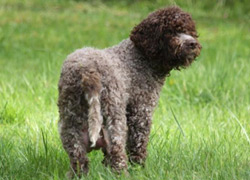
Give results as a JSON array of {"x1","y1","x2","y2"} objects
[
  {"x1": 58, "y1": 6, "x2": 201, "y2": 177},
  {"x1": 131, "y1": 6, "x2": 200, "y2": 74}
]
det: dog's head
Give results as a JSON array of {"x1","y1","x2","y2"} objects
[{"x1": 130, "y1": 6, "x2": 202, "y2": 73}]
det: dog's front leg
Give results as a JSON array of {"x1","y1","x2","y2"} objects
[{"x1": 126, "y1": 100, "x2": 155, "y2": 166}]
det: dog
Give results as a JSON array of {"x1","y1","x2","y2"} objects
[{"x1": 58, "y1": 6, "x2": 201, "y2": 177}]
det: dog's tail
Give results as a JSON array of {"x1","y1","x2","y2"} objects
[{"x1": 82, "y1": 71, "x2": 103, "y2": 147}]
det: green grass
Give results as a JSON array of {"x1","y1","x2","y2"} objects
[{"x1": 0, "y1": 0, "x2": 249, "y2": 179}]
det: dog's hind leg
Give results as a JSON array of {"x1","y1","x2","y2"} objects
[
  {"x1": 58, "y1": 85, "x2": 90, "y2": 177},
  {"x1": 101, "y1": 79, "x2": 128, "y2": 173},
  {"x1": 58, "y1": 116, "x2": 89, "y2": 178}
]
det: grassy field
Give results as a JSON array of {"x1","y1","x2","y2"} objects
[{"x1": 0, "y1": 0, "x2": 249, "y2": 179}]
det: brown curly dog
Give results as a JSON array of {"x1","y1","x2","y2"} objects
[{"x1": 58, "y1": 6, "x2": 202, "y2": 178}]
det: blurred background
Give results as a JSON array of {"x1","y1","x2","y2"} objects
[{"x1": 0, "y1": 0, "x2": 249, "y2": 179}]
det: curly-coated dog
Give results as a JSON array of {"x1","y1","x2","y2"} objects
[{"x1": 58, "y1": 6, "x2": 201, "y2": 177}]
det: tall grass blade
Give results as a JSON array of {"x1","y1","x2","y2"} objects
[{"x1": 170, "y1": 106, "x2": 186, "y2": 137}]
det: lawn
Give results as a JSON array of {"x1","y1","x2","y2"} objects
[{"x1": 0, "y1": 0, "x2": 249, "y2": 179}]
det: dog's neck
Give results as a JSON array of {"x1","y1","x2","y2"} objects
[
  {"x1": 145, "y1": 58, "x2": 173, "y2": 79},
  {"x1": 130, "y1": 44, "x2": 176, "y2": 78},
  {"x1": 112, "y1": 39, "x2": 172, "y2": 80}
]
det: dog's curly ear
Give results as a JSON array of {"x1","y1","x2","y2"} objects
[{"x1": 130, "y1": 12, "x2": 164, "y2": 60}]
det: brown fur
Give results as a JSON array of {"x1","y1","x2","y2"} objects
[
  {"x1": 58, "y1": 6, "x2": 201, "y2": 178},
  {"x1": 130, "y1": 6, "x2": 200, "y2": 75}
]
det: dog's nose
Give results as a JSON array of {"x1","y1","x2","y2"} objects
[{"x1": 187, "y1": 40, "x2": 198, "y2": 49}]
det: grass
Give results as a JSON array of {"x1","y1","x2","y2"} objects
[{"x1": 0, "y1": 0, "x2": 249, "y2": 179}]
